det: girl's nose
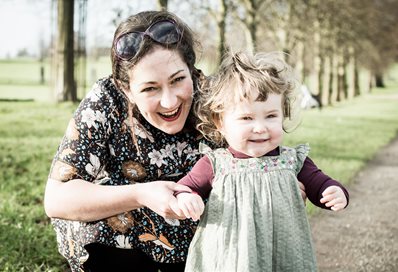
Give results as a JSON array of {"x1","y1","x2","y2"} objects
[
  {"x1": 253, "y1": 122, "x2": 267, "y2": 133},
  {"x1": 160, "y1": 89, "x2": 178, "y2": 109}
]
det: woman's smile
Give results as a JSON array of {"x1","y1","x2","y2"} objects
[
  {"x1": 158, "y1": 105, "x2": 182, "y2": 121},
  {"x1": 128, "y1": 47, "x2": 194, "y2": 134}
]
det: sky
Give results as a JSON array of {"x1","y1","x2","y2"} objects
[
  {"x1": 0, "y1": 0, "x2": 50, "y2": 58},
  {"x1": 0, "y1": 0, "x2": 158, "y2": 58}
]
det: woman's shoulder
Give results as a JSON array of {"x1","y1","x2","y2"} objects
[{"x1": 80, "y1": 76, "x2": 128, "y2": 117}]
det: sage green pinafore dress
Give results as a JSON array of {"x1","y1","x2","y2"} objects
[{"x1": 185, "y1": 144, "x2": 317, "y2": 272}]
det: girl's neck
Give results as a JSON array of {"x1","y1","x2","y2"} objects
[{"x1": 227, "y1": 146, "x2": 280, "y2": 158}]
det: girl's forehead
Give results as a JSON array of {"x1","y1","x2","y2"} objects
[{"x1": 224, "y1": 93, "x2": 282, "y2": 112}]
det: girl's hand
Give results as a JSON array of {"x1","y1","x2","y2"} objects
[
  {"x1": 176, "y1": 192, "x2": 204, "y2": 221},
  {"x1": 298, "y1": 181, "x2": 307, "y2": 204},
  {"x1": 136, "y1": 181, "x2": 192, "y2": 219},
  {"x1": 320, "y1": 185, "x2": 348, "y2": 211}
]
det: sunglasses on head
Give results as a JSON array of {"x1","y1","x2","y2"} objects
[{"x1": 115, "y1": 19, "x2": 182, "y2": 61}]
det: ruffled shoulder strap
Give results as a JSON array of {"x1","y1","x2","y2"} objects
[
  {"x1": 294, "y1": 143, "x2": 310, "y2": 175},
  {"x1": 198, "y1": 143, "x2": 233, "y2": 174},
  {"x1": 198, "y1": 142, "x2": 213, "y2": 154}
]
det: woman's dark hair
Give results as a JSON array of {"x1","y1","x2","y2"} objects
[
  {"x1": 110, "y1": 11, "x2": 202, "y2": 151},
  {"x1": 111, "y1": 11, "x2": 199, "y2": 93}
]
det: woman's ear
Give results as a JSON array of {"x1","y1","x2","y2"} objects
[{"x1": 122, "y1": 84, "x2": 135, "y2": 104}]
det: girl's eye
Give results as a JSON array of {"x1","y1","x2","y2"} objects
[
  {"x1": 267, "y1": 114, "x2": 278, "y2": 118},
  {"x1": 241, "y1": 116, "x2": 252, "y2": 120}
]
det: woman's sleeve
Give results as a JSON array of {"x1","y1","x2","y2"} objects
[
  {"x1": 298, "y1": 157, "x2": 350, "y2": 209},
  {"x1": 48, "y1": 83, "x2": 114, "y2": 183}
]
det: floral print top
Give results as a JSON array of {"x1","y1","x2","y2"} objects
[{"x1": 48, "y1": 76, "x2": 206, "y2": 271}]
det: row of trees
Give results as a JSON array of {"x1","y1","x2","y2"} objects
[
  {"x1": 186, "y1": 0, "x2": 398, "y2": 106},
  {"x1": 54, "y1": 0, "x2": 398, "y2": 104}
]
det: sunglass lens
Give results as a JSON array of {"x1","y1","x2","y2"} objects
[
  {"x1": 116, "y1": 32, "x2": 143, "y2": 60},
  {"x1": 150, "y1": 21, "x2": 180, "y2": 44}
]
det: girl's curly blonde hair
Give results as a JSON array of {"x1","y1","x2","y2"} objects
[{"x1": 194, "y1": 51, "x2": 301, "y2": 145}]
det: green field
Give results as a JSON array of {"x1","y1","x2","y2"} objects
[
  {"x1": 0, "y1": 58, "x2": 112, "y2": 102},
  {"x1": 1, "y1": 60, "x2": 398, "y2": 270}
]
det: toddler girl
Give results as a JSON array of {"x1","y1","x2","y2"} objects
[{"x1": 175, "y1": 51, "x2": 349, "y2": 271}]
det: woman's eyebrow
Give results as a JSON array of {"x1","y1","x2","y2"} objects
[{"x1": 169, "y1": 69, "x2": 185, "y2": 80}]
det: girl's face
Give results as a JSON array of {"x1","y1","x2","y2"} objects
[
  {"x1": 218, "y1": 93, "x2": 284, "y2": 157},
  {"x1": 127, "y1": 47, "x2": 193, "y2": 135}
]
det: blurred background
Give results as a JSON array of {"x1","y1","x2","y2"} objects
[
  {"x1": 0, "y1": 0, "x2": 397, "y2": 271},
  {"x1": 1, "y1": 0, "x2": 397, "y2": 104}
]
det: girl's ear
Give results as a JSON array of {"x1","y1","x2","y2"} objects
[{"x1": 213, "y1": 115, "x2": 224, "y2": 135}]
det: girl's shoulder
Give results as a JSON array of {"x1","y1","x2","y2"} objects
[{"x1": 280, "y1": 144, "x2": 310, "y2": 157}]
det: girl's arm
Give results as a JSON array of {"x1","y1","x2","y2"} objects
[
  {"x1": 177, "y1": 155, "x2": 214, "y2": 198},
  {"x1": 298, "y1": 157, "x2": 349, "y2": 209},
  {"x1": 172, "y1": 155, "x2": 214, "y2": 220},
  {"x1": 320, "y1": 185, "x2": 348, "y2": 211}
]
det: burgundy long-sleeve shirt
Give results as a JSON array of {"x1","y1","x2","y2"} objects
[{"x1": 178, "y1": 146, "x2": 349, "y2": 209}]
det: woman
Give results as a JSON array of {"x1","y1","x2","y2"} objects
[
  {"x1": 44, "y1": 10, "x2": 204, "y2": 271},
  {"x1": 44, "y1": 10, "x2": 306, "y2": 271}
]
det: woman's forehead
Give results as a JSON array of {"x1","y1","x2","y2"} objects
[{"x1": 129, "y1": 48, "x2": 187, "y2": 81}]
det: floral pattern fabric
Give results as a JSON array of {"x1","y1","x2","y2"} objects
[{"x1": 49, "y1": 76, "x2": 205, "y2": 271}]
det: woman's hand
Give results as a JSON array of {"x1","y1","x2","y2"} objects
[
  {"x1": 135, "y1": 181, "x2": 192, "y2": 219},
  {"x1": 320, "y1": 185, "x2": 348, "y2": 211}
]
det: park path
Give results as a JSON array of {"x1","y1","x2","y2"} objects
[{"x1": 310, "y1": 135, "x2": 398, "y2": 272}]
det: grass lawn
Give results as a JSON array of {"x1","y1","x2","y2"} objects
[
  {"x1": 0, "y1": 72, "x2": 398, "y2": 270},
  {"x1": 0, "y1": 57, "x2": 112, "y2": 102}
]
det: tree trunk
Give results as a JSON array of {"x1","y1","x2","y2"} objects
[
  {"x1": 375, "y1": 74, "x2": 385, "y2": 88},
  {"x1": 353, "y1": 59, "x2": 360, "y2": 96},
  {"x1": 337, "y1": 54, "x2": 346, "y2": 102},
  {"x1": 157, "y1": 0, "x2": 168, "y2": 11},
  {"x1": 312, "y1": 19, "x2": 321, "y2": 96},
  {"x1": 347, "y1": 47, "x2": 355, "y2": 99},
  {"x1": 321, "y1": 55, "x2": 331, "y2": 107},
  {"x1": 295, "y1": 40, "x2": 305, "y2": 83},
  {"x1": 217, "y1": 0, "x2": 228, "y2": 65},
  {"x1": 55, "y1": 0, "x2": 76, "y2": 102},
  {"x1": 329, "y1": 53, "x2": 338, "y2": 105},
  {"x1": 244, "y1": 17, "x2": 256, "y2": 53}
]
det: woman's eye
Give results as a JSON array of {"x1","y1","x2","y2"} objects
[
  {"x1": 241, "y1": 116, "x2": 252, "y2": 120},
  {"x1": 267, "y1": 114, "x2": 278, "y2": 118},
  {"x1": 142, "y1": 86, "x2": 157, "y2": 93},
  {"x1": 171, "y1": 76, "x2": 185, "y2": 84}
]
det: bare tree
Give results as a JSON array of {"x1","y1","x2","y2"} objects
[{"x1": 231, "y1": 0, "x2": 269, "y2": 53}]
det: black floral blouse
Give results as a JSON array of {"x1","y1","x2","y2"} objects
[{"x1": 49, "y1": 76, "x2": 206, "y2": 271}]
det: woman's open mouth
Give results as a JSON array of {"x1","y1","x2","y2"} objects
[{"x1": 158, "y1": 105, "x2": 182, "y2": 122}]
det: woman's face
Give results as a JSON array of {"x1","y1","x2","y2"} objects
[{"x1": 127, "y1": 47, "x2": 194, "y2": 134}]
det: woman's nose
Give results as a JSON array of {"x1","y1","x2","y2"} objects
[{"x1": 160, "y1": 89, "x2": 178, "y2": 109}]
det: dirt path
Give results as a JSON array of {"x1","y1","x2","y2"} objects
[{"x1": 310, "y1": 135, "x2": 398, "y2": 272}]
